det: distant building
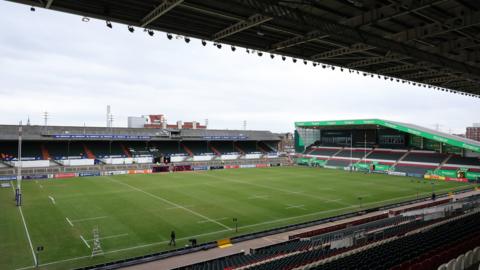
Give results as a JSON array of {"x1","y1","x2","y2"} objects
[
  {"x1": 466, "y1": 124, "x2": 480, "y2": 142},
  {"x1": 127, "y1": 114, "x2": 207, "y2": 129}
]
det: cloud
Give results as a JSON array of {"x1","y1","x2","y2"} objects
[{"x1": 0, "y1": 1, "x2": 478, "y2": 134}]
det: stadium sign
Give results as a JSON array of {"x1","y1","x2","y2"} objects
[
  {"x1": 203, "y1": 136, "x2": 248, "y2": 140},
  {"x1": 52, "y1": 134, "x2": 151, "y2": 140}
]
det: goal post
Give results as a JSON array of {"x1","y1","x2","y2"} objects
[{"x1": 16, "y1": 121, "x2": 22, "y2": 207}]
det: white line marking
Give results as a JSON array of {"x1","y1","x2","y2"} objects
[
  {"x1": 285, "y1": 204, "x2": 306, "y2": 210},
  {"x1": 65, "y1": 217, "x2": 74, "y2": 227},
  {"x1": 325, "y1": 199, "x2": 343, "y2": 203},
  {"x1": 166, "y1": 205, "x2": 194, "y2": 210},
  {"x1": 197, "y1": 217, "x2": 229, "y2": 224},
  {"x1": 14, "y1": 228, "x2": 235, "y2": 270},
  {"x1": 106, "y1": 177, "x2": 232, "y2": 230},
  {"x1": 70, "y1": 216, "x2": 108, "y2": 223},
  {"x1": 80, "y1": 235, "x2": 91, "y2": 249},
  {"x1": 87, "y1": 233, "x2": 129, "y2": 242},
  {"x1": 48, "y1": 196, "x2": 55, "y2": 205},
  {"x1": 248, "y1": 194, "x2": 270, "y2": 200},
  {"x1": 11, "y1": 182, "x2": 37, "y2": 266}
]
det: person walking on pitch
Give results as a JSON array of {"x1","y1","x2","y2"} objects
[{"x1": 169, "y1": 231, "x2": 176, "y2": 246}]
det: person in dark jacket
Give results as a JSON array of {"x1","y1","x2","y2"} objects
[{"x1": 169, "y1": 231, "x2": 176, "y2": 246}]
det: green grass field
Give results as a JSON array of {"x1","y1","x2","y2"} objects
[{"x1": 0, "y1": 167, "x2": 472, "y2": 270}]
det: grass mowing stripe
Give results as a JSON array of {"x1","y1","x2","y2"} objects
[
  {"x1": 11, "y1": 181, "x2": 37, "y2": 267},
  {"x1": 237, "y1": 186, "x2": 460, "y2": 230},
  {"x1": 106, "y1": 176, "x2": 233, "y2": 230},
  {"x1": 201, "y1": 172, "x2": 351, "y2": 207}
]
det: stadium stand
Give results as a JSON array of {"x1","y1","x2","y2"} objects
[
  {"x1": 325, "y1": 159, "x2": 352, "y2": 167},
  {"x1": 235, "y1": 142, "x2": 258, "y2": 154},
  {"x1": 210, "y1": 141, "x2": 237, "y2": 154},
  {"x1": 335, "y1": 149, "x2": 370, "y2": 158},
  {"x1": 175, "y1": 196, "x2": 480, "y2": 270},
  {"x1": 445, "y1": 155, "x2": 480, "y2": 167},
  {"x1": 367, "y1": 149, "x2": 407, "y2": 161},
  {"x1": 394, "y1": 164, "x2": 437, "y2": 175},
  {"x1": 307, "y1": 147, "x2": 341, "y2": 157},
  {"x1": 182, "y1": 141, "x2": 212, "y2": 155},
  {"x1": 84, "y1": 141, "x2": 125, "y2": 158},
  {"x1": 402, "y1": 152, "x2": 449, "y2": 164}
]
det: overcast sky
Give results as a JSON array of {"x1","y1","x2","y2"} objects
[{"x1": 0, "y1": 2, "x2": 478, "y2": 134}]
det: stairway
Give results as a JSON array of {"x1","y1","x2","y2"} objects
[
  {"x1": 393, "y1": 149, "x2": 411, "y2": 168},
  {"x1": 436, "y1": 154, "x2": 453, "y2": 170},
  {"x1": 234, "y1": 143, "x2": 245, "y2": 155},
  {"x1": 257, "y1": 143, "x2": 271, "y2": 154},
  {"x1": 82, "y1": 143, "x2": 96, "y2": 159},
  {"x1": 41, "y1": 144, "x2": 50, "y2": 160},
  {"x1": 181, "y1": 143, "x2": 194, "y2": 157},
  {"x1": 210, "y1": 145, "x2": 221, "y2": 156},
  {"x1": 120, "y1": 143, "x2": 132, "y2": 158}
]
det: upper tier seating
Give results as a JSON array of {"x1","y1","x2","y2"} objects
[
  {"x1": 394, "y1": 164, "x2": 436, "y2": 175},
  {"x1": 236, "y1": 141, "x2": 258, "y2": 153},
  {"x1": 402, "y1": 152, "x2": 448, "y2": 164},
  {"x1": 335, "y1": 149, "x2": 368, "y2": 158},
  {"x1": 182, "y1": 141, "x2": 211, "y2": 155},
  {"x1": 210, "y1": 142, "x2": 236, "y2": 154},
  {"x1": 367, "y1": 150, "x2": 406, "y2": 161},
  {"x1": 309, "y1": 148, "x2": 340, "y2": 156},
  {"x1": 85, "y1": 142, "x2": 125, "y2": 158},
  {"x1": 0, "y1": 141, "x2": 43, "y2": 160},
  {"x1": 45, "y1": 141, "x2": 85, "y2": 159},
  {"x1": 446, "y1": 155, "x2": 480, "y2": 166},
  {"x1": 150, "y1": 142, "x2": 184, "y2": 155}
]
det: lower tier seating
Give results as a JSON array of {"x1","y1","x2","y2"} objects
[
  {"x1": 402, "y1": 152, "x2": 448, "y2": 164},
  {"x1": 394, "y1": 164, "x2": 437, "y2": 175},
  {"x1": 326, "y1": 159, "x2": 353, "y2": 167}
]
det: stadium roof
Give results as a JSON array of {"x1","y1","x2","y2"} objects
[
  {"x1": 6, "y1": 0, "x2": 480, "y2": 97},
  {"x1": 295, "y1": 119, "x2": 480, "y2": 153},
  {"x1": 0, "y1": 124, "x2": 280, "y2": 141}
]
